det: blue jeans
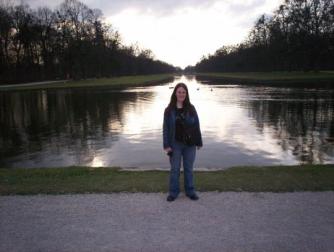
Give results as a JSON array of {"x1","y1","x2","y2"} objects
[{"x1": 168, "y1": 140, "x2": 197, "y2": 197}]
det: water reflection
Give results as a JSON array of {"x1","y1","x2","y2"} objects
[
  {"x1": 0, "y1": 88, "x2": 155, "y2": 167},
  {"x1": 242, "y1": 87, "x2": 334, "y2": 163},
  {"x1": 0, "y1": 76, "x2": 333, "y2": 169}
]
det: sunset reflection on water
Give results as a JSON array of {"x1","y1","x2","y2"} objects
[{"x1": 0, "y1": 75, "x2": 333, "y2": 169}]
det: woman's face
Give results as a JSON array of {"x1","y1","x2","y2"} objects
[{"x1": 175, "y1": 87, "x2": 187, "y2": 103}]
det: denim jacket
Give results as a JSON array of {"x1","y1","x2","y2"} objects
[{"x1": 163, "y1": 104, "x2": 203, "y2": 149}]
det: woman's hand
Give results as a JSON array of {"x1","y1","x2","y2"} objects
[{"x1": 164, "y1": 147, "x2": 172, "y2": 153}]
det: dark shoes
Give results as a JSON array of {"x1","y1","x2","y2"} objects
[
  {"x1": 167, "y1": 195, "x2": 176, "y2": 202},
  {"x1": 167, "y1": 193, "x2": 199, "y2": 201},
  {"x1": 187, "y1": 193, "x2": 199, "y2": 200}
]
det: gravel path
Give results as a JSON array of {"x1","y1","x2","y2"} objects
[{"x1": 1, "y1": 191, "x2": 333, "y2": 252}]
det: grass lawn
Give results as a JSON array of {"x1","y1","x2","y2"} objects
[
  {"x1": 196, "y1": 71, "x2": 334, "y2": 85},
  {"x1": 0, "y1": 164, "x2": 333, "y2": 195},
  {"x1": 0, "y1": 74, "x2": 175, "y2": 91}
]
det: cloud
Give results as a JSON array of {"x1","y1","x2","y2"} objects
[
  {"x1": 227, "y1": 0, "x2": 266, "y2": 14},
  {"x1": 87, "y1": 0, "x2": 217, "y2": 16},
  {"x1": 23, "y1": 0, "x2": 279, "y2": 21},
  {"x1": 22, "y1": 0, "x2": 282, "y2": 67},
  {"x1": 23, "y1": 0, "x2": 217, "y2": 16}
]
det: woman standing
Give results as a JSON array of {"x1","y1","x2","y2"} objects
[{"x1": 163, "y1": 82, "x2": 203, "y2": 202}]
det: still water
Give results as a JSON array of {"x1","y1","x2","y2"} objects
[{"x1": 0, "y1": 75, "x2": 333, "y2": 170}]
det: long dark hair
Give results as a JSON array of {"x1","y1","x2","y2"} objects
[{"x1": 166, "y1": 82, "x2": 195, "y2": 115}]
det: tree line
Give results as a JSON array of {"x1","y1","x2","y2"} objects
[
  {"x1": 0, "y1": 0, "x2": 178, "y2": 84},
  {"x1": 191, "y1": 0, "x2": 334, "y2": 73}
]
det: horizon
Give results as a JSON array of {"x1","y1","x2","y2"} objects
[{"x1": 24, "y1": 0, "x2": 282, "y2": 68}]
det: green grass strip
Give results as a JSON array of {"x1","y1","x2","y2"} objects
[
  {"x1": 196, "y1": 71, "x2": 334, "y2": 84},
  {"x1": 0, "y1": 164, "x2": 333, "y2": 195},
  {"x1": 0, "y1": 74, "x2": 175, "y2": 91}
]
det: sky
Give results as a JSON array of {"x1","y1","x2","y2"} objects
[{"x1": 26, "y1": 0, "x2": 282, "y2": 68}]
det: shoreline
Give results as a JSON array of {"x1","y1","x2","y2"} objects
[
  {"x1": 1, "y1": 164, "x2": 333, "y2": 195},
  {"x1": 2, "y1": 71, "x2": 334, "y2": 91},
  {"x1": 0, "y1": 74, "x2": 175, "y2": 91},
  {"x1": 195, "y1": 71, "x2": 334, "y2": 86}
]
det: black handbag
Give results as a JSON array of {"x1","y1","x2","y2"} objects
[
  {"x1": 181, "y1": 121, "x2": 198, "y2": 146},
  {"x1": 177, "y1": 110, "x2": 198, "y2": 146}
]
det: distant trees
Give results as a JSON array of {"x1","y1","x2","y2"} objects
[
  {"x1": 194, "y1": 0, "x2": 334, "y2": 72},
  {"x1": 0, "y1": 0, "x2": 176, "y2": 84}
]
